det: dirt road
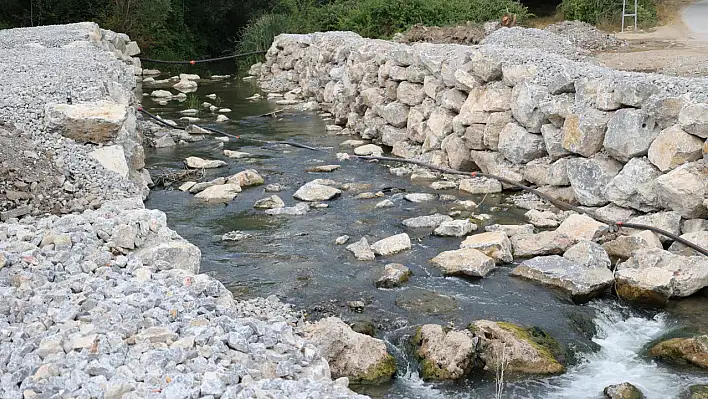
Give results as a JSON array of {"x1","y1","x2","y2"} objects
[{"x1": 595, "y1": 0, "x2": 708, "y2": 77}]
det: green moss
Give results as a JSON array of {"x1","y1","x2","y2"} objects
[
  {"x1": 411, "y1": 327, "x2": 424, "y2": 346},
  {"x1": 688, "y1": 385, "x2": 708, "y2": 399},
  {"x1": 356, "y1": 353, "x2": 397, "y2": 384},
  {"x1": 648, "y1": 338, "x2": 692, "y2": 365},
  {"x1": 497, "y1": 322, "x2": 566, "y2": 374},
  {"x1": 419, "y1": 358, "x2": 455, "y2": 380}
]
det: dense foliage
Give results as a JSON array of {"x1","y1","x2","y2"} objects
[
  {"x1": 237, "y1": 0, "x2": 529, "y2": 65},
  {"x1": 560, "y1": 0, "x2": 657, "y2": 27}
]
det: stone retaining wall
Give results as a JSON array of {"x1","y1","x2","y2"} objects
[{"x1": 252, "y1": 31, "x2": 708, "y2": 224}]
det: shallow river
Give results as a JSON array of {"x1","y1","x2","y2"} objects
[{"x1": 141, "y1": 76, "x2": 707, "y2": 398}]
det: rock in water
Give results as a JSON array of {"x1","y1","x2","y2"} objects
[
  {"x1": 402, "y1": 214, "x2": 452, "y2": 228},
  {"x1": 301, "y1": 317, "x2": 396, "y2": 383},
  {"x1": 346, "y1": 238, "x2": 375, "y2": 261},
  {"x1": 254, "y1": 195, "x2": 285, "y2": 209},
  {"x1": 603, "y1": 382, "x2": 645, "y2": 399},
  {"x1": 221, "y1": 231, "x2": 252, "y2": 241},
  {"x1": 614, "y1": 248, "x2": 708, "y2": 305},
  {"x1": 370, "y1": 233, "x2": 412, "y2": 256},
  {"x1": 335, "y1": 235, "x2": 350, "y2": 245},
  {"x1": 223, "y1": 150, "x2": 252, "y2": 159},
  {"x1": 433, "y1": 220, "x2": 477, "y2": 236},
  {"x1": 376, "y1": 264, "x2": 412, "y2": 288},
  {"x1": 602, "y1": 230, "x2": 663, "y2": 260},
  {"x1": 511, "y1": 231, "x2": 575, "y2": 257},
  {"x1": 395, "y1": 288, "x2": 458, "y2": 314},
  {"x1": 648, "y1": 335, "x2": 708, "y2": 369},
  {"x1": 306, "y1": 165, "x2": 341, "y2": 173},
  {"x1": 228, "y1": 169, "x2": 265, "y2": 187},
  {"x1": 404, "y1": 193, "x2": 436, "y2": 203},
  {"x1": 412, "y1": 324, "x2": 477, "y2": 380},
  {"x1": 194, "y1": 184, "x2": 242, "y2": 202},
  {"x1": 265, "y1": 202, "x2": 309, "y2": 216},
  {"x1": 293, "y1": 182, "x2": 342, "y2": 201},
  {"x1": 430, "y1": 248, "x2": 496, "y2": 277},
  {"x1": 460, "y1": 231, "x2": 513, "y2": 264},
  {"x1": 510, "y1": 255, "x2": 614, "y2": 303},
  {"x1": 354, "y1": 144, "x2": 383, "y2": 156},
  {"x1": 470, "y1": 320, "x2": 565, "y2": 375},
  {"x1": 184, "y1": 156, "x2": 227, "y2": 169}
]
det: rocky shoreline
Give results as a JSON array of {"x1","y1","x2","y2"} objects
[{"x1": 0, "y1": 23, "x2": 371, "y2": 398}]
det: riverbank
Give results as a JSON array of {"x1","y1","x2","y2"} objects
[{"x1": 0, "y1": 23, "x2": 367, "y2": 398}]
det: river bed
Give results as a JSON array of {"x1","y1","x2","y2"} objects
[{"x1": 140, "y1": 75, "x2": 708, "y2": 398}]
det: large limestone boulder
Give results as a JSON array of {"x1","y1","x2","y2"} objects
[
  {"x1": 605, "y1": 158, "x2": 662, "y2": 212},
  {"x1": 542, "y1": 123, "x2": 572, "y2": 161},
  {"x1": 185, "y1": 157, "x2": 227, "y2": 169},
  {"x1": 564, "y1": 240, "x2": 612, "y2": 269},
  {"x1": 510, "y1": 255, "x2": 614, "y2": 303},
  {"x1": 511, "y1": 231, "x2": 575, "y2": 257},
  {"x1": 603, "y1": 230, "x2": 663, "y2": 260},
  {"x1": 522, "y1": 157, "x2": 570, "y2": 187},
  {"x1": 511, "y1": 81, "x2": 549, "y2": 133},
  {"x1": 293, "y1": 182, "x2": 342, "y2": 201},
  {"x1": 648, "y1": 335, "x2": 708, "y2": 369},
  {"x1": 555, "y1": 214, "x2": 608, "y2": 241},
  {"x1": 173, "y1": 79, "x2": 198, "y2": 93},
  {"x1": 668, "y1": 231, "x2": 708, "y2": 257},
  {"x1": 430, "y1": 248, "x2": 496, "y2": 278},
  {"x1": 613, "y1": 81, "x2": 658, "y2": 108},
  {"x1": 135, "y1": 238, "x2": 201, "y2": 274},
  {"x1": 566, "y1": 155, "x2": 622, "y2": 207},
  {"x1": 498, "y1": 123, "x2": 547, "y2": 164},
  {"x1": 254, "y1": 195, "x2": 285, "y2": 209},
  {"x1": 194, "y1": 184, "x2": 242, "y2": 202},
  {"x1": 89, "y1": 145, "x2": 129, "y2": 178},
  {"x1": 484, "y1": 111, "x2": 513, "y2": 151},
  {"x1": 459, "y1": 177, "x2": 502, "y2": 194},
  {"x1": 441, "y1": 135, "x2": 475, "y2": 170},
  {"x1": 371, "y1": 233, "x2": 411, "y2": 256},
  {"x1": 561, "y1": 110, "x2": 611, "y2": 157},
  {"x1": 648, "y1": 125, "x2": 704, "y2": 172},
  {"x1": 376, "y1": 263, "x2": 412, "y2": 288},
  {"x1": 45, "y1": 101, "x2": 128, "y2": 144},
  {"x1": 625, "y1": 211, "x2": 682, "y2": 244},
  {"x1": 604, "y1": 109, "x2": 661, "y2": 162},
  {"x1": 412, "y1": 324, "x2": 477, "y2": 380},
  {"x1": 615, "y1": 248, "x2": 708, "y2": 304},
  {"x1": 397, "y1": 81, "x2": 426, "y2": 106},
  {"x1": 354, "y1": 144, "x2": 383, "y2": 156},
  {"x1": 376, "y1": 102, "x2": 409, "y2": 128},
  {"x1": 470, "y1": 320, "x2": 565, "y2": 375},
  {"x1": 301, "y1": 317, "x2": 396, "y2": 384},
  {"x1": 679, "y1": 103, "x2": 708, "y2": 139},
  {"x1": 460, "y1": 231, "x2": 513, "y2": 264},
  {"x1": 654, "y1": 162, "x2": 708, "y2": 219},
  {"x1": 227, "y1": 169, "x2": 265, "y2": 187}
]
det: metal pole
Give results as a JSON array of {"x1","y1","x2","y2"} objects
[
  {"x1": 621, "y1": 0, "x2": 626, "y2": 32},
  {"x1": 634, "y1": 0, "x2": 638, "y2": 30}
]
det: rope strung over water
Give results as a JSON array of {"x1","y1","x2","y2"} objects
[
  {"x1": 138, "y1": 50, "x2": 268, "y2": 65},
  {"x1": 351, "y1": 154, "x2": 708, "y2": 256},
  {"x1": 136, "y1": 107, "x2": 322, "y2": 152}
]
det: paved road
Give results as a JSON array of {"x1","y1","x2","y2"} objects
[{"x1": 682, "y1": 0, "x2": 708, "y2": 39}]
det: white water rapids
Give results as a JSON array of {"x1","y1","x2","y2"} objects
[{"x1": 389, "y1": 302, "x2": 707, "y2": 399}]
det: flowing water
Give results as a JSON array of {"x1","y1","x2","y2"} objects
[{"x1": 140, "y1": 75, "x2": 708, "y2": 398}]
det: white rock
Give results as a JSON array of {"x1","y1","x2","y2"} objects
[
  {"x1": 89, "y1": 145, "x2": 129, "y2": 178},
  {"x1": 194, "y1": 184, "x2": 242, "y2": 202},
  {"x1": 460, "y1": 231, "x2": 513, "y2": 264},
  {"x1": 185, "y1": 157, "x2": 227, "y2": 169},
  {"x1": 430, "y1": 248, "x2": 496, "y2": 277},
  {"x1": 371, "y1": 233, "x2": 412, "y2": 256}
]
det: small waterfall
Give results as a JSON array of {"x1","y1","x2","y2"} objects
[{"x1": 514, "y1": 302, "x2": 708, "y2": 399}]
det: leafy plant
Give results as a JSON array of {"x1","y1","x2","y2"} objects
[
  {"x1": 560, "y1": 0, "x2": 657, "y2": 28},
  {"x1": 236, "y1": 13, "x2": 293, "y2": 68},
  {"x1": 185, "y1": 93, "x2": 201, "y2": 112}
]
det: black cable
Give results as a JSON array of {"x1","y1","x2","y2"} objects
[
  {"x1": 353, "y1": 154, "x2": 708, "y2": 256},
  {"x1": 138, "y1": 50, "x2": 268, "y2": 65}
]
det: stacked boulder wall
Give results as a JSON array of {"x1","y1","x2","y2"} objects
[{"x1": 253, "y1": 30, "x2": 708, "y2": 219}]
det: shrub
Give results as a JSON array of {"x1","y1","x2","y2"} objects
[
  {"x1": 560, "y1": 0, "x2": 657, "y2": 27},
  {"x1": 236, "y1": 13, "x2": 293, "y2": 67}
]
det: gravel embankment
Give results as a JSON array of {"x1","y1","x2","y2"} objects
[
  {"x1": 0, "y1": 23, "x2": 367, "y2": 398},
  {"x1": 0, "y1": 23, "x2": 141, "y2": 219}
]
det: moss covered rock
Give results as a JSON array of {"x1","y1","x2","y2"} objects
[
  {"x1": 301, "y1": 317, "x2": 396, "y2": 384},
  {"x1": 469, "y1": 320, "x2": 566, "y2": 375},
  {"x1": 603, "y1": 382, "x2": 645, "y2": 399},
  {"x1": 648, "y1": 335, "x2": 708, "y2": 369},
  {"x1": 412, "y1": 324, "x2": 477, "y2": 380},
  {"x1": 685, "y1": 385, "x2": 708, "y2": 399}
]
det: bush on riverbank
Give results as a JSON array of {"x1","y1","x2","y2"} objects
[
  {"x1": 560, "y1": 0, "x2": 658, "y2": 28},
  {"x1": 236, "y1": 0, "x2": 528, "y2": 65}
]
